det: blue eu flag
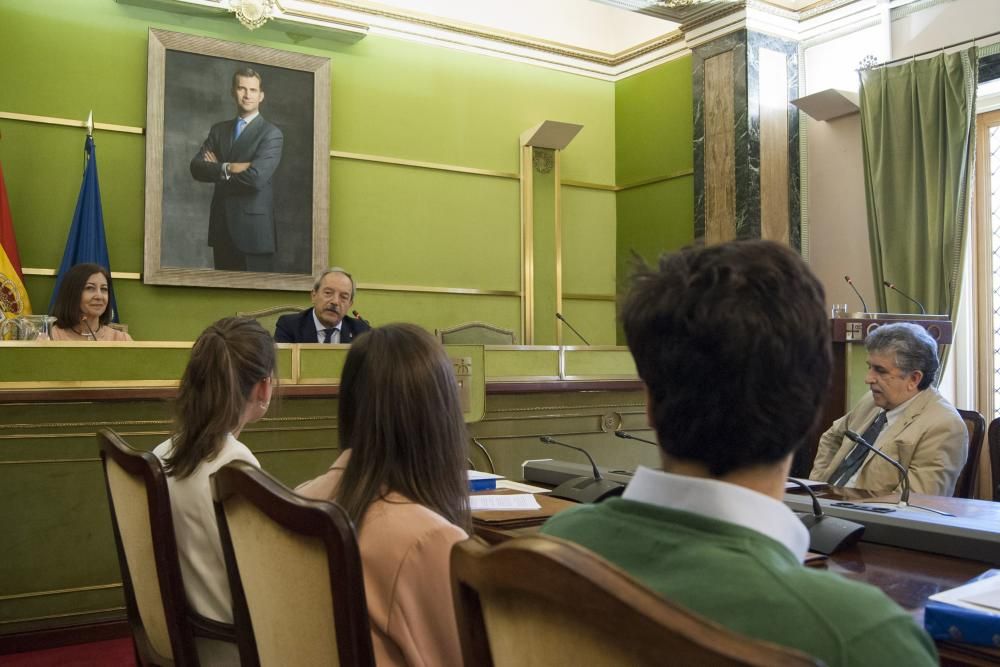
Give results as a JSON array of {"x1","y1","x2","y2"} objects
[{"x1": 49, "y1": 135, "x2": 119, "y2": 322}]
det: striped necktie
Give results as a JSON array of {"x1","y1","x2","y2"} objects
[{"x1": 828, "y1": 411, "x2": 888, "y2": 486}]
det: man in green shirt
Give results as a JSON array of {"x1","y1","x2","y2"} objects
[{"x1": 542, "y1": 240, "x2": 937, "y2": 667}]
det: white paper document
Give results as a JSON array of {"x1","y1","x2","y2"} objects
[
  {"x1": 929, "y1": 572, "x2": 1000, "y2": 615},
  {"x1": 470, "y1": 494, "x2": 541, "y2": 511},
  {"x1": 497, "y1": 479, "x2": 550, "y2": 494},
  {"x1": 468, "y1": 470, "x2": 504, "y2": 481},
  {"x1": 785, "y1": 477, "x2": 827, "y2": 490}
]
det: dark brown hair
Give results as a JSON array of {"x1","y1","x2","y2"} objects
[
  {"x1": 50, "y1": 263, "x2": 113, "y2": 329},
  {"x1": 232, "y1": 67, "x2": 263, "y2": 91},
  {"x1": 163, "y1": 317, "x2": 276, "y2": 479},
  {"x1": 622, "y1": 240, "x2": 832, "y2": 476},
  {"x1": 334, "y1": 323, "x2": 470, "y2": 530}
]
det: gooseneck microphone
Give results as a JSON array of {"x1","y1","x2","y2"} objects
[
  {"x1": 352, "y1": 310, "x2": 371, "y2": 326},
  {"x1": 555, "y1": 312, "x2": 591, "y2": 346},
  {"x1": 539, "y1": 436, "x2": 624, "y2": 503},
  {"x1": 843, "y1": 276, "x2": 869, "y2": 313},
  {"x1": 786, "y1": 478, "x2": 864, "y2": 555},
  {"x1": 81, "y1": 311, "x2": 98, "y2": 340},
  {"x1": 882, "y1": 281, "x2": 926, "y2": 315},
  {"x1": 843, "y1": 430, "x2": 953, "y2": 516},
  {"x1": 614, "y1": 430, "x2": 658, "y2": 446}
]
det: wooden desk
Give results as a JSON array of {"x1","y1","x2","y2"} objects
[{"x1": 474, "y1": 490, "x2": 1000, "y2": 666}]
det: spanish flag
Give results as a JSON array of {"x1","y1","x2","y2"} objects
[{"x1": 0, "y1": 159, "x2": 32, "y2": 318}]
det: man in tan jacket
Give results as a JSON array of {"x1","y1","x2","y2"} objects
[{"x1": 810, "y1": 322, "x2": 968, "y2": 496}]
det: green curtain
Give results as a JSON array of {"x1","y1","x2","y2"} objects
[{"x1": 859, "y1": 49, "x2": 978, "y2": 328}]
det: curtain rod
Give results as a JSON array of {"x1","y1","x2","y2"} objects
[{"x1": 873, "y1": 28, "x2": 1000, "y2": 69}]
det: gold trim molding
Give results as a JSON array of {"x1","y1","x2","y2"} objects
[
  {"x1": 22, "y1": 267, "x2": 142, "y2": 280},
  {"x1": 0, "y1": 607, "x2": 126, "y2": 626},
  {"x1": 0, "y1": 111, "x2": 143, "y2": 135},
  {"x1": 0, "y1": 583, "x2": 121, "y2": 602},
  {"x1": 331, "y1": 150, "x2": 517, "y2": 179},
  {"x1": 359, "y1": 282, "x2": 519, "y2": 297},
  {"x1": 563, "y1": 293, "x2": 616, "y2": 302}
]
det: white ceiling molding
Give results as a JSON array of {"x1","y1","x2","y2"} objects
[{"x1": 117, "y1": 0, "x2": 934, "y2": 81}]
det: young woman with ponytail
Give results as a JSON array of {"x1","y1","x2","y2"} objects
[{"x1": 153, "y1": 316, "x2": 276, "y2": 664}]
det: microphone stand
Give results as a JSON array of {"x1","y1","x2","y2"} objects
[
  {"x1": 882, "y1": 281, "x2": 927, "y2": 314},
  {"x1": 786, "y1": 478, "x2": 865, "y2": 555},
  {"x1": 614, "y1": 430, "x2": 658, "y2": 446},
  {"x1": 81, "y1": 311, "x2": 98, "y2": 340},
  {"x1": 555, "y1": 313, "x2": 590, "y2": 346},
  {"x1": 539, "y1": 436, "x2": 624, "y2": 503},
  {"x1": 352, "y1": 310, "x2": 371, "y2": 327},
  {"x1": 844, "y1": 430, "x2": 954, "y2": 516},
  {"x1": 843, "y1": 276, "x2": 869, "y2": 313}
]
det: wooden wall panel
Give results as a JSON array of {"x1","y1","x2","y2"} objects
[
  {"x1": 704, "y1": 51, "x2": 736, "y2": 244},
  {"x1": 759, "y1": 48, "x2": 790, "y2": 244}
]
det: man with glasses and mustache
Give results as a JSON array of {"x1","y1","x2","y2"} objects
[{"x1": 810, "y1": 322, "x2": 967, "y2": 496}]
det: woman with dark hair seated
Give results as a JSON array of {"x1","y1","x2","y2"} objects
[
  {"x1": 154, "y1": 317, "x2": 276, "y2": 665},
  {"x1": 48, "y1": 263, "x2": 132, "y2": 341},
  {"x1": 297, "y1": 323, "x2": 470, "y2": 667}
]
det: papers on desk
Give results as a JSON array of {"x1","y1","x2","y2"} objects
[
  {"x1": 929, "y1": 570, "x2": 1000, "y2": 614},
  {"x1": 470, "y1": 494, "x2": 541, "y2": 512},
  {"x1": 925, "y1": 569, "x2": 1000, "y2": 646},
  {"x1": 784, "y1": 477, "x2": 827, "y2": 491},
  {"x1": 496, "y1": 479, "x2": 550, "y2": 494}
]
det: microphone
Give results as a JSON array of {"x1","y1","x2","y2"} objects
[
  {"x1": 614, "y1": 430, "x2": 658, "y2": 446},
  {"x1": 786, "y1": 478, "x2": 864, "y2": 555},
  {"x1": 351, "y1": 310, "x2": 371, "y2": 326},
  {"x1": 843, "y1": 430, "x2": 953, "y2": 516},
  {"x1": 843, "y1": 276, "x2": 869, "y2": 313},
  {"x1": 82, "y1": 312, "x2": 98, "y2": 340},
  {"x1": 555, "y1": 312, "x2": 590, "y2": 346},
  {"x1": 539, "y1": 436, "x2": 624, "y2": 503},
  {"x1": 882, "y1": 281, "x2": 926, "y2": 314}
]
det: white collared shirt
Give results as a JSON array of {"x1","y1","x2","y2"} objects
[
  {"x1": 312, "y1": 310, "x2": 340, "y2": 344},
  {"x1": 236, "y1": 111, "x2": 260, "y2": 128},
  {"x1": 622, "y1": 466, "x2": 809, "y2": 562}
]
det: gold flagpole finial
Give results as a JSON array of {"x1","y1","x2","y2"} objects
[{"x1": 85, "y1": 111, "x2": 94, "y2": 137}]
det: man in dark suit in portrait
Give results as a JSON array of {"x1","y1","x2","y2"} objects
[
  {"x1": 191, "y1": 67, "x2": 283, "y2": 272},
  {"x1": 274, "y1": 268, "x2": 371, "y2": 344}
]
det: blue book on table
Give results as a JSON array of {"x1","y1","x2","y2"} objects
[
  {"x1": 924, "y1": 569, "x2": 1000, "y2": 648},
  {"x1": 468, "y1": 470, "x2": 502, "y2": 492}
]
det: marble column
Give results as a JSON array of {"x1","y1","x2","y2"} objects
[{"x1": 693, "y1": 30, "x2": 800, "y2": 249}]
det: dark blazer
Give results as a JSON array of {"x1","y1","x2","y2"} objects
[
  {"x1": 274, "y1": 308, "x2": 371, "y2": 344},
  {"x1": 190, "y1": 114, "x2": 283, "y2": 254}
]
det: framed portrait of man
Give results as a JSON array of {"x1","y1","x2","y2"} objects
[{"x1": 143, "y1": 29, "x2": 330, "y2": 290}]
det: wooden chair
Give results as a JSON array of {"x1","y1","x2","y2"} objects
[
  {"x1": 987, "y1": 417, "x2": 1000, "y2": 501},
  {"x1": 954, "y1": 409, "x2": 986, "y2": 499},
  {"x1": 211, "y1": 461, "x2": 374, "y2": 667},
  {"x1": 451, "y1": 536, "x2": 819, "y2": 667},
  {"x1": 98, "y1": 428, "x2": 234, "y2": 666},
  {"x1": 437, "y1": 321, "x2": 516, "y2": 345},
  {"x1": 236, "y1": 305, "x2": 303, "y2": 337}
]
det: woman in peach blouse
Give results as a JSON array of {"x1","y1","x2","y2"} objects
[
  {"x1": 297, "y1": 323, "x2": 470, "y2": 667},
  {"x1": 48, "y1": 263, "x2": 132, "y2": 341}
]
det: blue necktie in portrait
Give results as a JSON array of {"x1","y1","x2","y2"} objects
[{"x1": 234, "y1": 118, "x2": 246, "y2": 140}]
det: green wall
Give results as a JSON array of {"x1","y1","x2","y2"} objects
[
  {"x1": 614, "y1": 57, "x2": 695, "y2": 323},
  {"x1": 0, "y1": 0, "x2": 618, "y2": 342}
]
